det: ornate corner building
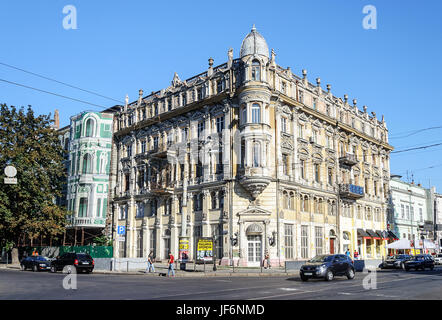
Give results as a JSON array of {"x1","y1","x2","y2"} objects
[
  {"x1": 109, "y1": 26, "x2": 394, "y2": 265},
  {"x1": 58, "y1": 111, "x2": 116, "y2": 245}
]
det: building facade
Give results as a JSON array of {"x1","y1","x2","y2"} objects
[
  {"x1": 388, "y1": 175, "x2": 435, "y2": 247},
  {"x1": 108, "y1": 26, "x2": 393, "y2": 265},
  {"x1": 58, "y1": 111, "x2": 115, "y2": 245},
  {"x1": 434, "y1": 193, "x2": 442, "y2": 251}
]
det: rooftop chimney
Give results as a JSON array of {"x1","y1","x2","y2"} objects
[{"x1": 54, "y1": 109, "x2": 59, "y2": 129}]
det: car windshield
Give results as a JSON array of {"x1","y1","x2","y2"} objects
[
  {"x1": 77, "y1": 253, "x2": 91, "y2": 260},
  {"x1": 437, "y1": 254, "x2": 442, "y2": 258},
  {"x1": 411, "y1": 256, "x2": 424, "y2": 261},
  {"x1": 34, "y1": 256, "x2": 48, "y2": 261},
  {"x1": 392, "y1": 255, "x2": 407, "y2": 259},
  {"x1": 309, "y1": 255, "x2": 333, "y2": 263}
]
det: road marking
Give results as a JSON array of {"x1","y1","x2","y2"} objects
[
  {"x1": 280, "y1": 288, "x2": 298, "y2": 291},
  {"x1": 338, "y1": 292, "x2": 352, "y2": 295}
]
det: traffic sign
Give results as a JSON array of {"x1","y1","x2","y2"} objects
[{"x1": 117, "y1": 226, "x2": 126, "y2": 235}]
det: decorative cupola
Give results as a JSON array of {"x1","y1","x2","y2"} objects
[{"x1": 240, "y1": 25, "x2": 269, "y2": 59}]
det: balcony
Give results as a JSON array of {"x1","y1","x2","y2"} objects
[
  {"x1": 339, "y1": 184, "x2": 364, "y2": 200},
  {"x1": 150, "y1": 181, "x2": 174, "y2": 195},
  {"x1": 66, "y1": 216, "x2": 106, "y2": 228},
  {"x1": 339, "y1": 153, "x2": 358, "y2": 166}
]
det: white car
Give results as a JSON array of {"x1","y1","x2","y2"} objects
[{"x1": 434, "y1": 254, "x2": 442, "y2": 265}]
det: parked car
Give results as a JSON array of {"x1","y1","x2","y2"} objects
[
  {"x1": 404, "y1": 255, "x2": 434, "y2": 271},
  {"x1": 50, "y1": 253, "x2": 94, "y2": 274},
  {"x1": 20, "y1": 256, "x2": 51, "y2": 272},
  {"x1": 434, "y1": 254, "x2": 442, "y2": 265},
  {"x1": 380, "y1": 254, "x2": 412, "y2": 269},
  {"x1": 300, "y1": 254, "x2": 355, "y2": 281}
]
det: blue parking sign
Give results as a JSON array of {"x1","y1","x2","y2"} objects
[{"x1": 117, "y1": 226, "x2": 126, "y2": 235}]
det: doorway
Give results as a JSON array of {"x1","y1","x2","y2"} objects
[{"x1": 247, "y1": 235, "x2": 262, "y2": 266}]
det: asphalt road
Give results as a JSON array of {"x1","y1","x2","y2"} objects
[{"x1": 1, "y1": 266, "x2": 442, "y2": 300}]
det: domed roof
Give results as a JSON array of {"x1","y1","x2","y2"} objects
[{"x1": 240, "y1": 25, "x2": 269, "y2": 58}]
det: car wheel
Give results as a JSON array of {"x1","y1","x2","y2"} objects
[
  {"x1": 430, "y1": 266, "x2": 434, "y2": 271},
  {"x1": 325, "y1": 270, "x2": 334, "y2": 281},
  {"x1": 346, "y1": 268, "x2": 355, "y2": 280},
  {"x1": 300, "y1": 274, "x2": 308, "y2": 282},
  {"x1": 401, "y1": 262, "x2": 405, "y2": 270},
  {"x1": 50, "y1": 266, "x2": 57, "y2": 273},
  {"x1": 32, "y1": 265, "x2": 38, "y2": 272}
]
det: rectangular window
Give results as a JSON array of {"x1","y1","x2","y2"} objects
[
  {"x1": 216, "y1": 116, "x2": 224, "y2": 133},
  {"x1": 96, "y1": 198, "x2": 101, "y2": 218},
  {"x1": 153, "y1": 136, "x2": 159, "y2": 150},
  {"x1": 315, "y1": 227, "x2": 323, "y2": 256},
  {"x1": 79, "y1": 198, "x2": 88, "y2": 217},
  {"x1": 127, "y1": 145, "x2": 132, "y2": 157},
  {"x1": 300, "y1": 159, "x2": 305, "y2": 179},
  {"x1": 314, "y1": 164, "x2": 320, "y2": 183},
  {"x1": 281, "y1": 117, "x2": 287, "y2": 133},
  {"x1": 312, "y1": 98, "x2": 317, "y2": 110},
  {"x1": 217, "y1": 80, "x2": 223, "y2": 94},
  {"x1": 301, "y1": 226, "x2": 309, "y2": 259},
  {"x1": 141, "y1": 140, "x2": 146, "y2": 153},
  {"x1": 284, "y1": 224, "x2": 294, "y2": 259},
  {"x1": 298, "y1": 124, "x2": 304, "y2": 138},
  {"x1": 198, "y1": 122, "x2": 205, "y2": 139},
  {"x1": 281, "y1": 81, "x2": 286, "y2": 94},
  {"x1": 282, "y1": 154, "x2": 288, "y2": 175}
]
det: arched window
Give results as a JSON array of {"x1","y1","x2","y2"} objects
[
  {"x1": 82, "y1": 154, "x2": 92, "y2": 174},
  {"x1": 251, "y1": 60, "x2": 261, "y2": 81},
  {"x1": 85, "y1": 118, "x2": 94, "y2": 137},
  {"x1": 252, "y1": 142, "x2": 260, "y2": 167},
  {"x1": 251, "y1": 103, "x2": 261, "y2": 123}
]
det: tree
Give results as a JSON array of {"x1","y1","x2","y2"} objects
[{"x1": 0, "y1": 104, "x2": 68, "y2": 263}]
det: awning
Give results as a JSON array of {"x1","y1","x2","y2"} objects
[
  {"x1": 366, "y1": 229, "x2": 379, "y2": 239},
  {"x1": 380, "y1": 230, "x2": 390, "y2": 240},
  {"x1": 386, "y1": 239, "x2": 412, "y2": 249},
  {"x1": 357, "y1": 228, "x2": 371, "y2": 238},
  {"x1": 375, "y1": 230, "x2": 387, "y2": 240},
  {"x1": 388, "y1": 230, "x2": 400, "y2": 240}
]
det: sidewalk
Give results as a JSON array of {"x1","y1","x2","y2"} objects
[{"x1": 0, "y1": 262, "x2": 300, "y2": 278}]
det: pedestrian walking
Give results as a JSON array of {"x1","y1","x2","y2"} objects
[
  {"x1": 145, "y1": 250, "x2": 155, "y2": 273},
  {"x1": 167, "y1": 251, "x2": 175, "y2": 277},
  {"x1": 345, "y1": 248, "x2": 351, "y2": 258},
  {"x1": 263, "y1": 250, "x2": 271, "y2": 269},
  {"x1": 353, "y1": 250, "x2": 359, "y2": 260},
  {"x1": 32, "y1": 248, "x2": 38, "y2": 256}
]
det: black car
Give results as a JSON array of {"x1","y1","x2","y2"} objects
[
  {"x1": 300, "y1": 254, "x2": 355, "y2": 281},
  {"x1": 404, "y1": 255, "x2": 434, "y2": 271},
  {"x1": 50, "y1": 253, "x2": 94, "y2": 274},
  {"x1": 380, "y1": 254, "x2": 412, "y2": 269},
  {"x1": 20, "y1": 256, "x2": 52, "y2": 272}
]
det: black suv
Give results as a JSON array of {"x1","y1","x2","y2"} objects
[
  {"x1": 300, "y1": 254, "x2": 355, "y2": 281},
  {"x1": 380, "y1": 254, "x2": 412, "y2": 270},
  {"x1": 50, "y1": 253, "x2": 94, "y2": 274},
  {"x1": 404, "y1": 255, "x2": 434, "y2": 271}
]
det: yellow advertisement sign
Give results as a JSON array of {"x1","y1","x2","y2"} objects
[{"x1": 197, "y1": 238, "x2": 213, "y2": 262}]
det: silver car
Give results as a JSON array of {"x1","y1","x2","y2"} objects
[{"x1": 434, "y1": 254, "x2": 442, "y2": 265}]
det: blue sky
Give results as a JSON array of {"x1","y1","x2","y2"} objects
[{"x1": 1, "y1": 0, "x2": 442, "y2": 190}]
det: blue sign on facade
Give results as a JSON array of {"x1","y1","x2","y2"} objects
[{"x1": 117, "y1": 226, "x2": 126, "y2": 235}]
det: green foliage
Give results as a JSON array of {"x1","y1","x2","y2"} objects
[
  {"x1": 0, "y1": 104, "x2": 68, "y2": 247},
  {"x1": 92, "y1": 235, "x2": 111, "y2": 246}
]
